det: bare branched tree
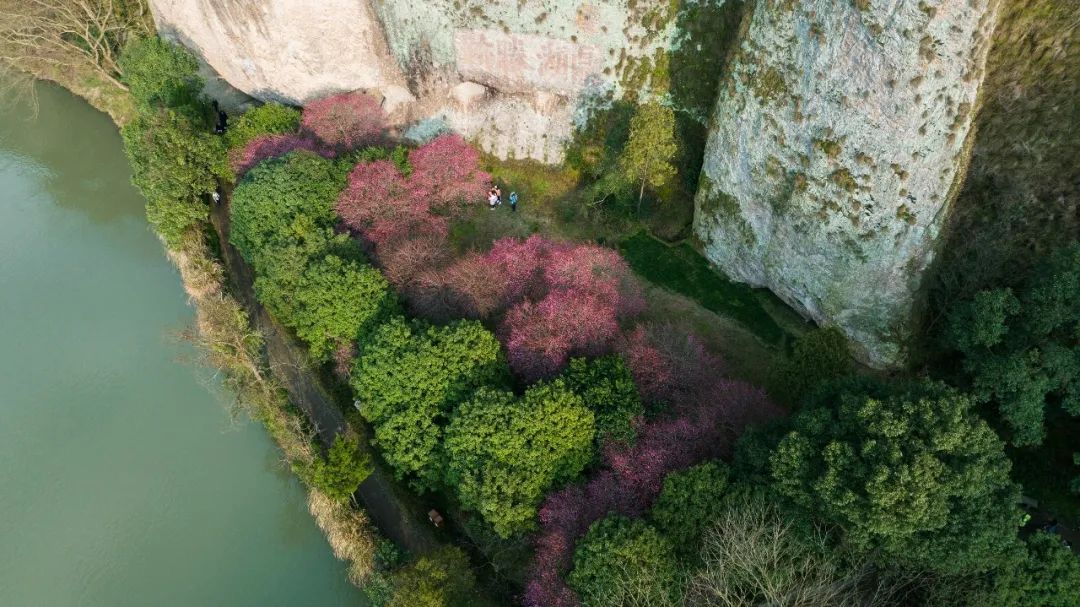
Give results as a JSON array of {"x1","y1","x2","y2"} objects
[
  {"x1": 0, "y1": 0, "x2": 151, "y2": 89},
  {"x1": 684, "y1": 495, "x2": 905, "y2": 607}
]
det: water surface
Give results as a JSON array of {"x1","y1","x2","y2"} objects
[{"x1": 0, "y1": 83, "x2": 364, "y2": 606}]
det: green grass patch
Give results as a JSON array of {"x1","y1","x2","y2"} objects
[{"x1": 619, "y1": 231, "x2": 792, "y2": 345}]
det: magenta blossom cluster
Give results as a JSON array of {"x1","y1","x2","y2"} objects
[
  {"x1": 300, "y1": 91, "x2": 386, "y2": 154},
  {"x1": 336, "y1": 134, "x2": 490, "y2": 258}
]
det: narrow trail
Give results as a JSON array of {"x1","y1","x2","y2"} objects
[{"x1": 209, "y1": 197, "x2": 440, "y2": 555}]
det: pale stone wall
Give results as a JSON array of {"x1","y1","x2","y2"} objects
[
  {"x1": 694, "y1": 0, "x2": 1001, "y2": 367},
  {"x1": 148, "y1": 0, "x2": 681, "y2": 162}
]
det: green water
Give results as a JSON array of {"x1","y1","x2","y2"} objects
[{"x1": 0, "y1": 84, "x2": 365, "y2": 605}]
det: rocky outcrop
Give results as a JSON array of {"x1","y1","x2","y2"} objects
[
  {"x1": 694, "y1": 0, "x2": 1001, "y2": 367},
  {"x1": 149, "y1": 0, "x2": 686, "y2": 162}
]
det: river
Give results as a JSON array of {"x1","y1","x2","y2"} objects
[{"x1": 0, "y1": 83, "x2": 366, "y2": 605}]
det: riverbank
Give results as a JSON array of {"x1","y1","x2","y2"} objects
[{"x1": 30, "y1": 70, "x2": 415, "y2": 593}]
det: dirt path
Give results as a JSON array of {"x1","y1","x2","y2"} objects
[{"x1": 209, "y1": 198, "x2": 439, "y2": 555}]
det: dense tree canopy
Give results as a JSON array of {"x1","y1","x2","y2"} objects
[
  {"x1": 307, "y1": 435, "x2": 373, "y2": 502},
  {"x1": 351, "y1": 317, "x2": 505, "y2": 489},
  {"x1": 257, "y1": 253, "x2": 395, "y2": 360},
  {"x1": 444, "y1": 381, "x2": 595, "y2": 537},
  {"x1": 229, "y1": 150, "x2": 344, "y2": 269},
  {"x1": 768, "y1": 379, "x2": 1023, "y2": 573},
  {"x1": 225, "y1": 102, "x2": 302, "y2": 150},
  {"x1": 568, "y1": 515, "x2": 681, "y2": 607},
  {"x1": 561, "y1": 356, "x2": 643, "y2": 448},
  {"x1": 121, "y1": 107, "x2": 227, "y2": 246},
  {"x1": 945, "y1": 244, "x2": 1080, "y2": 446},
  {"x1": 649, "y1": 460, "x2": 729, "y2": 559},
  {"x1": 387, "y1": 546, "x2": 476, "y2": 607},
  {"x1": 118, "y1": 36, "x2": 202, "y2": 110}
]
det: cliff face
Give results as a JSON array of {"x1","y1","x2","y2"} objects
[
  {"x1": 694, "y1": 0, "x2": 1001, "y2": 367},
  {"x1": 149, "y1": 0, "x2": 686, "y2": 162}
]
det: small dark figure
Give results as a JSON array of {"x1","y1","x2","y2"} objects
[
  {"x1": 215, "y1": 109, "x2": 228, "y2": 134},
  {"x1": 493, "y1": 185, "x2": 502, "y2": 206},
  {"x1": 509, "y1": 191, "x2": 518, "y2": 212}
]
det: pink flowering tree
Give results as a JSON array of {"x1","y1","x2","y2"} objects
[
  {"x1": 230, "y1": 134, "x2": 328, "y2": 176},
  {"x1": 301, "y1": 92, "x2": 386, "y2": 153},
  {"x1": 408, "y1": 134, "x2": 491, "y2": 208},
  {"x1": 545, "y1": 244, "x2": 645, "y2": 319},
  {"x1": 501, "y1": 289, "x2": 621, "y2": 381}
]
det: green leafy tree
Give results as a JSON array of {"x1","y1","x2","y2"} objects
[
  {"x1": 620, "y1": 101, "x2": 678, "y2": 214},
  {"x1": 649, "y1": 460, "x2": 729, "y2": 559},
  {"x1": 945, "y1": 244, "x2": 1080, "y2": 446},
  {"x1": 307, "y1": 435, "x2": 373, "y2": 502},
  {"x1": 387, "y1": 546, "x2": 477, "y2": 607},
  {"x1": 351, "y1": 317, "x2": 505, "y2": 490},
  {"x1": 561, "y1": 356, "x2": 643, "y2": 448},
  {"x1": 119, "y1": 36, "x2": 202, "y2": 110},
  {"x1": 225, "y1": 102, "x2": 302, "y2": 150},
  {"x1": 766, "y1": 327, "x2": 852, "y2": 405},
  {"x1": 256, "y1": 253, "x2": 395, "y2": 360},
  {"x1": 985, "y1": 531, "x2": 1080, "y2": 607},
  {"x1": 768, "y1": 379, "x2": 1022, "y2": 574},
  {"x1": 121, "y1": 107, "x2": 228, "y2": 246},
  {"x1": 568, "y1": 515, "x2": 681, "y2": 607},
  {"x1": 229, "y1": 150, "x2": 345, "y2": 269},
  {"x1": 444, "y1": 381, "x2": 595, "y2": 537}
]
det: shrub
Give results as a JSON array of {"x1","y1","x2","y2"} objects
[
  {"x1": 649, "y1": 460, "x2": 729, "y2": 559},
  {"x1": 561, "y1": 356, "x2": 643, "y2": 448},
  {"x1": 944, "y1": 244, "x2": 1080, "y2": 446},
  {"x1": 257, "y1": 253, "x2": 396, "y2": 361},
  {"x1": 307, "y1": 435, "x2": 373, "y2": 502},
  {"x1": 387, "y1": 546, "x2": 477, "y2": 607},
  {"x1": 119, "y1": 36, "x2": 202, "y2": 110},
  {"x1": 766, "y1": 326, "x2": 852, "y2": 405},
  {"x1": 619, "y1": 323, "x2": 727, "y2": 405},
  {"x1": 568, "y1": 515, "x2": 681, "y2": 607},
  {"x1": 121, "y1": 107, "x2": 228, "y2": 246},
  {"x1": 768, "y1": 379, "x2": 1023, "y2": 574},
  {"x1": 351, "y1": 317, "x2": 505, "y2": 489},
  {"x1": 444, "y1": 381, "x2": 595, "y2": 537},
  {"x1": 301, "y1": 92, "x2": 386, "y2": 153},
  {"x1": 225, "y1": 102, "x2": 302, "y2": 150},
  {"x1": 229, "y1": 150, "x2": 344, "y2": 269}
]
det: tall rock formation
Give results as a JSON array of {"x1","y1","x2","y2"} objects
[
  {"x1": 148, "y1": 0, "x2": 691, "y2": 162},
  {"x1": 694, "y1": 0, "x2": 1001, "y2": 367}
]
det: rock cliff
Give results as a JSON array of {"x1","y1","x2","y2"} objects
[
  {"x1": 694, "y1": 0, "x2": 1001, "y2": 367},
  {"x1": 149, "y1": 0, "x2": 688, "y2": 162}
]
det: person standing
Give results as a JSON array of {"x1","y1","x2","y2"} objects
[
  {"x1": 494, "y1": 185, "x2": 503, "y2": 206},
  {"x1": 509, "y1": 191, "x2": 518, "y2": 212}
]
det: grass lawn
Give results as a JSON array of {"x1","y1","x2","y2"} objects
[{"x1": 619, "y1": 231, "x2": 807, "y2": 347}]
